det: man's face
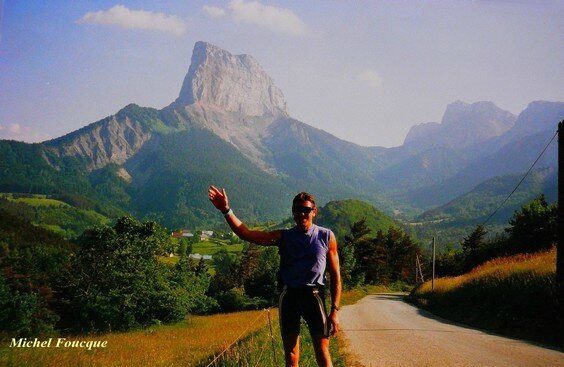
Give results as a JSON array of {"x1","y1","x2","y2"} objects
[{"x1": 292, "y1": 200, "x2": 316, "y2": 231}]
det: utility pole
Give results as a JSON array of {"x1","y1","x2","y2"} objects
[
  {"x1": 432, "y1": 236, "x2": 436, "y2": 290},
  {"x1": 558, "y1": 121, "x2": 563, "y2": 299},
  {"x1": 415, "y1": 256, "x2": 419, "y2": 284},
  {"x1": 415, "y1": 254, "x2": 425, "y2": 284}
]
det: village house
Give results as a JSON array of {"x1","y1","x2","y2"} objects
[
  {"x1": 189, "y1": 253, "x2": 213, "y2": 260},
  {"x1": 171, "y1": 230, "x2": 194, "y2": 239},
  {"x1": 200, "y1": 230, "x2": 213, "y2": 241}
]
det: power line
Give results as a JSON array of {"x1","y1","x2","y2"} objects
[{"x1": 481, "y1": 129, "x2": 558, "y2": 226}]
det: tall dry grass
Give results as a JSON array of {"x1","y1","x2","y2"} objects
[
  {"x1": 212, "y1": 285, "x2": 396, "y2": 367},
  {"x1": 1, "y1": 310, "x2": 268, "y2": 367},
  {"x1": 206, "y1": 307, "x2": 350, "y2": 367},
  {"x1": 410, "y1": 248, "x2": 562, "y2": 346},
  {"x1": 417, "y1": 248, "x2": 556, "y2": 293},
  {"x1": 1, "y1": 286, "x2": 395, "y2": 366}
]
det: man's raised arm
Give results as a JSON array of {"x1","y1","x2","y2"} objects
[{"x1": 208, "y1": 185, "x2": 281, "y2": 246}]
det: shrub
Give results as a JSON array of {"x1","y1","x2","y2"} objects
[{"x1": 62, "y1": 217, "x2": 199, "y2": 332}]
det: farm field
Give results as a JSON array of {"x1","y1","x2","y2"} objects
[
  {"x1": 191, "y1": 240, "x2": 244, "y2": 256},
  {"x1": 159, "y1": 238, "x2": 245, "y2": 267},
  {"x1": 0, "y1": 310, "x2": 269, "y2": 367},
  {"x1": 0, "y1": 193, "x2": 110, "y2": 238},
  {"x1": 0, "y1": 285, "x2": 388, "y2": 366}
]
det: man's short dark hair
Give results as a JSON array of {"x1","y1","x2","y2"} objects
[{"x1": 292, "y1": 192, "x2": 316, "y2": 208}]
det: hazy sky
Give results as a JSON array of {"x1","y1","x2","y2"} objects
[{"x1": 1, "y1": 1, "x2": 563, "y2": 147}]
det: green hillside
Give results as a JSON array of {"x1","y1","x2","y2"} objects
[
  {"x1": 409, "y1": 168, "x2": 555, "y2": 250},
  {"x1": 125, "y1": 128, "x2": 298, "y2": 229},
  {"x1": 0, "y1": 193, "x2": 110, "y2": 239},
  {"x1": 316, "y1": 199, "x2": 398, "y2": 240},
  {"x1": 0, "y1": 140, "x2": 127, "y2": 219},
  {"x1": 416, "y1": 168, "x2": 555, "y2": 225}
]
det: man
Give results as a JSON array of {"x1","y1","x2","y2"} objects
[{"x1": 208, "y1": 185, "x2": 341, "y2": 367}]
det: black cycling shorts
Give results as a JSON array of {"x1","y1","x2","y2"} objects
[{"x1": 278, "y1": 286, "x2": 330, "y2": 338}]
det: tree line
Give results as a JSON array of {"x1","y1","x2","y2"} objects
[
  {"x1": 0, "y1": 215, "x2": 214, "y2": 336},
  {"x1": 1, "y1": 210, "x2": 423, "y2": 337},
  {"x1": 433, "y1": 195, "x2": 558, "y2": 277},
  {"x1": 6, "y1": 192, "x2": 551, "y2": 338}
]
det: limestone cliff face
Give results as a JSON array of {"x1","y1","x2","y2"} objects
[
  {"x1": 176, "y1": 41, "x2": 288, "y2": 117},
  {"x1": 171, "y1": 42, "x2": 292, "y2": 170},
  {"x1": 404, "y1": 101, "x2": 516, "y2": 151},
  {"x1": 44, "y1": 42, "x2": 292, "y2": 173},
  {"x1": 48, "y1": 110, "x2": 152, "y2": 171}
]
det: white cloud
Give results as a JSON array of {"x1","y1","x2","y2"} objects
[
  {"x1": 228, "y1": 0, "x2": 306, "y2": 36},
  {"x1": 358, "y1": 69, "x2": 383, "y2": 89},
  {"x1": 77, "y1": 5, "x2": 188, "y2": 35},
  {"x1": 0, "y1": 123, "x2": 51, "y2": 143},
  {"x1": 9, "y1": 123, "x2": 22, "y2": 133},
  {"x1": 203, "y1": 5, "x2": 226, "y2": 19}
]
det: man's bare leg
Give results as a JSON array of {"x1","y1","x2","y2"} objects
[
  {"x1": 312, "y1": 336, "x2": 332, "y2": 367},
  {"x1": 282, "y1": 334, "x2": 300, "y2": 367}
]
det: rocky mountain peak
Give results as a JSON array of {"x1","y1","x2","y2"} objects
[
  {"x1": 497, "y1": 101, "x2": 564, "y2": 143},
  {"x1": 442, "y1": 100, "x2": 515, "y2": 130},
  {"x1": 404, "y1": 100, "x2": 516, "y2": 151},
  {"x1": 176, "y1": 41, "x2": 288, "y2": 117}
]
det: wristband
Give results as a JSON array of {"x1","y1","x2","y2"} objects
[
  {"x1": 331, "y1": 305, "x2": 340, "y2": 311},
  {"x1": 223, "y1": 208, "x2": 233, "y2": 217}
]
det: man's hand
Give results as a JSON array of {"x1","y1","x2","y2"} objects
[
  {"x1": 208, "y1": 185, "x2": 229, "y2": 212},
  {"x1": 329, "y1": 309, "x2": 340, "y2": 336}
]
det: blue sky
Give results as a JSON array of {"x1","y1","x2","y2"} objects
[{"x1": 1, "y1": 1, "x2": 563, "y2": 147}]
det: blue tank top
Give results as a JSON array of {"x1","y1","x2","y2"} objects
[{"x1": 278, "y1": 224, "x2": 332, "y2": 287}]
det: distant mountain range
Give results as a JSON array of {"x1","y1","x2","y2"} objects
[{"x1": 1, "y1": 41, "x2": 562, "y2": 229}]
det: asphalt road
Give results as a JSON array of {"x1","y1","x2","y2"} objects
[{"x1": 339, "y1": 293, "x2": 564, "y2": 367}]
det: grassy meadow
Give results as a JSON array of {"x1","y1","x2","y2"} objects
[
  {"x1": 0, "y1": 310, "x2": 269, "y2": 367},
  {"x1": 191, "y1": 240, "x2": 244, "y2": 256},
  {"x1": 199, "y1": 286, "x2": 387, "y2": 367},
  {"x1": 0, "y1": 286, "x2": 386, "y2": 366},
  {"x1": 0, "y1": 193, "x2": 110, "y2": 238},
  {"x1": 409, "y1": 248, "x2": 562, "y2": 347},
  {"x1": 159, "y1": 239, "x2": 244, "y2": 269}
]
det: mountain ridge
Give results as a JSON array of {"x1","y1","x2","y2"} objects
[
  {"x1": 1, "y1": 41, "x2": 562, "y2": 229},
  {"x1": 403, "y1": 100, "x2": 516, "y2": 153}
]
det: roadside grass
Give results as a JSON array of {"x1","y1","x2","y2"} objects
[
  {"x1": 340, "y1": 285, "x2": 392, "y2": 305},
  {"x1": 213, "y1": 285, "x2": 397, "y2": 367},
  {"x1": 199, "y1": 312, "x2": 348, "y2": 367},
  {"x1": 409, "y1": 247, "x2": 562, "y2": 347},
  {"x1": 0, "y1": 284, "x2": 391, "y2": 366},
  {"x1": 340, "y1": 282, "x2": 412, "y2": 306},
  {"x1": 0, "y1": 310, "x2": 269, "y2": 367}
]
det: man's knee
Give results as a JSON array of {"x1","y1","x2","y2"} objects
[{"x1": 285, "y1": 349, "x2": 299, "y2": 367}]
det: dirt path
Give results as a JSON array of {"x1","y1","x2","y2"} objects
[{"x1": 339, "y1": 293, "x2": 564, "y2": 367}]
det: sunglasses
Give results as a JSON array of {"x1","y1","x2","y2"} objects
[{"x1": 293, "y1": 206, "x2": 314, "y2": 214}]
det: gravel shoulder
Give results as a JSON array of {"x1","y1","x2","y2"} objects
[{"x1": 339, "y1": 293, "x2": 564, "y2": 367}]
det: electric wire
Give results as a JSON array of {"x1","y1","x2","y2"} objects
[
  {"x1": 204, "y1": 306, "x2": 279, "y2": 367},
  {"x1": 205, "y1": 309, "x2": 267, "y2": 367},
  {"x1": 481, "y1": 129, "x2": 558, "y2": 226}
]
